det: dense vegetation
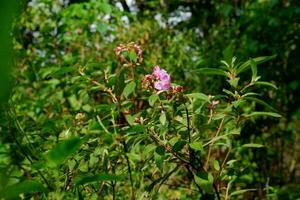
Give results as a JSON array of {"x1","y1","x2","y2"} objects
[{"x1": 1, "y1": 0, "x2": 300, "y2": 199}]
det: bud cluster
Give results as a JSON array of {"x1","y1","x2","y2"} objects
[
  {"x1": 207, "y1": 95, "x2": 220, "y2": 110},
  {"x1": 115, "y1": 42, "x2": 143, "y2": 64}
]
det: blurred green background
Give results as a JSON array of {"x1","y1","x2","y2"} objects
[{"x1": 1, "y1": 0, "x2": 300, "y2": 199}]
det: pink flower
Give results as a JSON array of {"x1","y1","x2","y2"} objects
[
  {"x1": 154, "y1": 81, "x2": 171, "y2": 91},
  {"x1": 141, "y1": 65, "x2": 173, "y2": 91},
  {"x1": 152, "y1": 65, "x2": 171, "y2": 91}
]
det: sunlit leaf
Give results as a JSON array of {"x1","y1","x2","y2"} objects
[
  {"x1": 68, "y1": 95, "x2": 81, "y2": 110},
  {"x1": 242, "y1": 143, "x2": 264, "y2": 148},
  {"x1": 186, "y1": 93, "x2": 210, "y2": 102},
  {"x1": 243, "y1": 112, "x2": 281, "y2": 118},
  {"x1": 189, "y1": 141, "x2": 203, "y2": 151},
  {"x1": 254, "y1": 81, "x2": 278, "y2": 89},
  {"x1": 149, "y1": 94, "x2": 159, "y2": 106},
  {"x1": 122, "y1": 81, "x2": 136, "y2": 99},
  {"x1": 229, "y1": 188, "x2": 257, "y2": 197},
  {"x1": 99, "y1": 2, "x2": 112, "y2": 13},
  {"x1": 250, "y1": 59, "x2": 257, "y2": 81},
  {"x1": 213, "y1": 160, "x2": 220, "y2": 171},
  {"x1": 159, "y1": 112, "x2": 166, "y2": 125}
]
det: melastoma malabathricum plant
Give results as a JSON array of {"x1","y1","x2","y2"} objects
[{"x1": 76, "y1": 42, "x2": 280, "y2": 199}]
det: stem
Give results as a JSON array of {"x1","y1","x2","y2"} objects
[
  {"x1": 204, "y1": 118, "x2": 225, "y2": 170},
  {"x1": 208, "y1": 109, "x2": 213, "y2": 124},
  {"x1": 112, "y1": 164, "x2": 116, "y2": 200},
  {"x1": 219, "y1": 146, "x2": 231, "y2": 177},
  {"x1": 157, "y1": 96, "x2": 165, "y2": 112},
  {"x1": 214, "y1": 183, "x2": 221, "y2": 200},
  {"x1": 204, "y1": 118, "x2": 224, "y2": 200},
  {"x1": 115, "y1": 64, "x2": 135, "y2": 199},
  {"x1": 185, "y1": 106, "x2": 191, "y2": 144},
  {"x1": 225, "y1": 181, "x2": 232, "y2": 200},
  {"x1": 112, "y1": 182, "x2": 116, "y2": 200},
  {"x1": 240, "y1": 82, "x2": 254, "y2": 93},
  {"x1": 122, "y1": 140, "x2": 135, "y2": 199},
  {"x1": 185, "y1": 105, "x2": 197, "y2": 176}
]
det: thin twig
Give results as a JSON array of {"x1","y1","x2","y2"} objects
[
  {"x1": 204, "y1": 118, "x2": 225, "y2": 170},
  {"x1": 219, "y1": 146, "x2": 232, "y2": 178}
]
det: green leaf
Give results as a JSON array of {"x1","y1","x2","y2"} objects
[
  {"x1": 243, "y1": 111, "x2": 282, "y2": 118},
  {"x1": 47, "y1": 137, "x2": 84, "y2": 167},
  {"x1": 122, "y1": 81, "x2": 136, "y2": 99},
  {"x1": 254, "y1": 81, "x2": 278, "y2": 89},
  {"x1": 186, "y1": 93, "x2": 210, "y2": 102},
  {"x1": 232, "y1": 99, "x2": 246, "y2": 108},
  {"x1": 159, "y1": 112, "x2": 166, "y2": 125},
  {"x1": 241, "y1": 92, "x2": 260, "y2": 97},
  {"x1": 99, "y1": 3, "x2": 112, "y2": 13},
  {"x1": 229, "y1": 189, "x2": 257, "y2": 197},
  {"x1": 154, "y1": 152, "x2": 164, "y2": 172},
  {"x1": 125, "y1": 114, "x2": 135, "y2": 126},
  {"x1": 74, "y1": 173, "x2": 120, "y2": 186},
  {"x1": 222, "y1": 89, "x2": 235, "y2": 97},
  {"x1": 189, "y1": 141, "x2": 203, "y2": 151},
  {"x1": 213, "y1": 160, "x2": 220, "y2": 171},
  {"x1": 172, "y1": 141, "x2": 186, "y2": 152},
  {"x1": 68, "y1": 95, "x2": 81, "y2": 110},
  {"x1": 226, "y1": 159, "x2": 237, "y2": 166},
  {"x1": 227, "y1": 77, "x2": 240, "y2": 88},
  {"x1": 213, "y1": 113, "x2": 226, "y2": 121},
  {"x1": 39, "y1": 66, "x2": 59, "y2": 78},
  {"x1": 237, "y1": 55, "x2": 276, "y2": 74},
  {"x1": 250, "y1": 59, "x2": 257, "y2": 81},
  {"x1": 223, "y1": 45, "x2": 233, "y2": 64},
  {"x1": 149, "y1": 94, "x2": 159, "y2": 106},
  {"x1": 155, "y1": 146, "x2": 165, "y2": 156},
  {"x1": 2, "y1": 180, "x2": 48, "y2": 199},
  {"x1": 242, "y1": 143, "x2": 264, "y2": 148},
  {"x1": 194, "y1": 172, "x2": 214, "y2": 194},
  {"x1": 96, "y1": 23, "x2": 108, "y2": 34},
  {"x1": 197, "y1": 68, "x2": 228, "y2": 77},
  {"x1": 244, "y1": 96, "x2": 277, "y2": 112},
  {"x1": 128, "y1": 51, "x2": 138, "y2": 63}
]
